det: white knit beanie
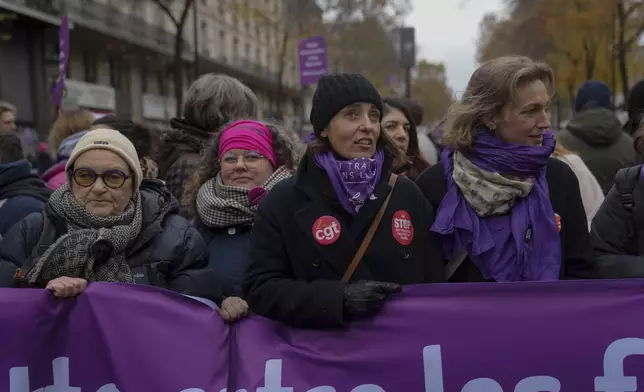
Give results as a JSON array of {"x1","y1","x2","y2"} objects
[{"x1": 65, "y1": 128, "x2": 143, "y2": 188}]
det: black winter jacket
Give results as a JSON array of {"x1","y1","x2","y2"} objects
[
  {"x1": 243, "y1": 154, "x2": 445, "y2": 329},
  {"x1": 591, "y1": 165, "x2": 644, "y2": 277},
  {"x1": 416, "y1": 158, "x2": 596, "y2": 281},
  {"x1": 0, "y1": 180, "x2": 220, "y2": 300},
  {"x1": 158, "y1": 118, "x2": 211, "y2": 208}
]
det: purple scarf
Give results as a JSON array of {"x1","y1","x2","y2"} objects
[
  {"x1": 314, "y1": 150, "x2": 384, "y2": 215},
  {"x1": 432, "y1": 130, "x2": 561, "y2": 281}
]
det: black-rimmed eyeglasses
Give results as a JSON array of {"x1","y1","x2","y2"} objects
[{"x1": 69, "y1": 168, "x2": 130, "y2": 189}]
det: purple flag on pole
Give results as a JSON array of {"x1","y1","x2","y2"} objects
[
  {"x1": 51, "y1": 15, "x2": 69, "y2": 108},
  {"x1": 1, "y1": 281, "x2": 644, "y2": 390},
  {"x1": 298, "y1": 36, "x2": 328, "y2": 86}
]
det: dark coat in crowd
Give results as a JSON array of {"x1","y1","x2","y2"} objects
[
  {"x1": 243, "y1": 154, "x2": 446, "y2": 329},
  {"x1": 195, "y1": 219, "x2": 251, "y2": 303},
  {"x1": 557, "y1": 107, "x2": 638, "y2": 194},
  {"x1": 0, "y1": 160, "x2": 51, "y2": 236},
  {"x1": 157, "y1": 118, "x2": 211, "y2": 205},
  {"x1": 590, "y1": 165, "x2": 644, "y2": 277},
  {"x1": 416, "y1": 159, "x2": 596, "y2": 282},
  {"x1": 0, "y1": 180, "x2": 220, "y2": 300}
]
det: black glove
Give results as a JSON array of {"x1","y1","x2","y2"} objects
[{"x1": 342, "y1": 280, "x2": 402, "y2": 321}]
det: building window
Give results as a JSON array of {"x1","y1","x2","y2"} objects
[
  {"x1": 82, "y1": 50, "x2": 97, "y2": 84},
  {"x1": 140, "y1": 65, "x2": 148, "y2": 93},
  {"x1": 245, "y1": 43, "x2": 250, "y2": 58},
  {"x1": 255, "y1": 47, "x2": 260, "y2": 62},
  {"x1": 158, "y1": 72, "x2": 166, "y2": 96},
  {"x1": 233, "y1": 37, "x2": 238, "y2": 59},
  {"x1": 109, "y1": 56, "x2": 121, "y2": 89},
  {"x1": 201, "y1": 21, "x2": 207, "y2": 51}
]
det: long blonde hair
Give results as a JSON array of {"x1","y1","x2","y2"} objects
[
  {"x1": 551, "y1": 140, "x2": 573, "y2": 158},
  {"x1": 443, "y1": 55, "x2": 554, "y2": 151},
  {"x1": 48, "y1": 109, "x2": 96, "y2": 155}
]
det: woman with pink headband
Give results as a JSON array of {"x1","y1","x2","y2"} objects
[{"x1": 182, "y1": 119, "x2": 296, "y2": 323}]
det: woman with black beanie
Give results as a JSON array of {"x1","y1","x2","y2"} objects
[{"x1": 243, "y1": 73, "x2": 445, "y2": 329}]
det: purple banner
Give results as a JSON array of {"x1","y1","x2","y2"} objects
[
  {"x1": 298, "y1": 36, "x2": 328, "y2": 86},
  {"x1": 1, "y1": 281, "x2": 644, "y2": 391},
  {"x1": 51, "y1": 15, "x2": 69, "y2": 108}
]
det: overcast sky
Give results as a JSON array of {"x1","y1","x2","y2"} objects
[{"x1": 405, "y1": 0, "x2": 505, "y2": 95}]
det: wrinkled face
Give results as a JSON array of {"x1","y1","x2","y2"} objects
[
  {"x1": 0, "y1": 110, "x2": 16, "y2": 132},
  {"x1": 71, "y1": 149, "x2": 134, "y2": 217},
  {"x1": 492, "y1": 79, "x2": 551, "y2": 147},
  {"x1": 219, "y1": 148, "x2": 274, "y2": 189},
  {"x1": 382, "y1": 107, "x2": 410, "y2": 153},
  {"x1": 323, "y1": 102, "x2": 381, "y2": 159}
]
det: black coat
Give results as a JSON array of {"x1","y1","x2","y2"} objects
[
  {"x1": 195, "y1": 218, "x2": 252, "y2": 302},
  {"x1": 590, "y1": 169, "x2": 644, "y2": 277},
  {"x1": 416, "y1": 158, "x2": 595, "y2": 281},
  {"x1": 0, "y1": 180, "x2": 221, "y2": 301},
  {"x1": 243, "y1": 155, "x2": 445, "y2": 329}
]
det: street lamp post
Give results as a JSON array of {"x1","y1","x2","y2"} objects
[{"x1": 399, "y1": 27, "x2": 416, "y2": 99}]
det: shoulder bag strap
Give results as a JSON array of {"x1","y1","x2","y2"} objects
[
  {"x1": 342, "y1": 174, "x2": 398, "y2": 282},
  {"x1": 445, "y1": 250, "x2": 468, "y2": 280}
]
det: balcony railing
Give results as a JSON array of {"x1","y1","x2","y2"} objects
[
  {"x1": 2, "y1": 0, "x2": 62, "y2": 15},
  {"x1": 65, "y1": 0, "x2": 192, "y2": 58}
]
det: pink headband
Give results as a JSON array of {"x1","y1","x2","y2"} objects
[{"x1": 218, "y1": 120, "x2": 276, "y2": 167}]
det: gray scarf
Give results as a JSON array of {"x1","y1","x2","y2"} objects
[
  {"x1": 196, "y1": 166, "x2": 292, "y2": 228},
  {"x1": 26, "y1": 184, "x2": 143, "y2": 285},
  {"x1": 452, "y1": 151, "x2": 534, "y2": 217}
]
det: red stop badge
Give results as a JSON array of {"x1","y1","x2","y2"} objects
[
  {"x1": 312, "y1": 216, "x2": 341, "y2": 245},
  {"x1": 392, "y1": 210, "x2": 414, "y2": 245}
]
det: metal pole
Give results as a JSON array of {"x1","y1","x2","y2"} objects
[
  {"x1": 405, "y1": 67, "x2": 411, "y2": 99},
  {"x1": 192, "y1": 0, "x2": 199, "y2": 78},
  {"x1": 611, "y1": 6, "x2": 617, "y2": 110}
]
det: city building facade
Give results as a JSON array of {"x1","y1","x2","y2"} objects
[{"x1": 0, "y1": 0, "x2": 321, "y2": 136}]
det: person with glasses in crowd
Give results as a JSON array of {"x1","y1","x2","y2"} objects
[
  {"x1": 0, "y1": 128, "x2": 219, "y2": 301},
  {"x1": 182, "y1": 119, "x2": 296, "y2": 322}
]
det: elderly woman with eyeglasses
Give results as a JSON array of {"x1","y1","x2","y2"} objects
[
  {"x1": 182, "y1": 119, "x2": 296, "y2": 322},
  {"x1": 0, "y1": 128, "x2": 219, "y2": 300}
]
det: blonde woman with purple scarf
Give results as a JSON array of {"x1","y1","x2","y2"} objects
[
  {"x1": 416, "y1": 55, "x2": 595, "y2": 282},
  {"x1": 243, "y1": 73, "x2": 445, "y2": 329}
]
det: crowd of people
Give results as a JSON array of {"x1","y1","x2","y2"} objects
[{"x1": 0, "y1": 54, "x2": 644, "y2": 329}]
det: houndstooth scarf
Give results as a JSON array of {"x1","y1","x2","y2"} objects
[
  {"x1": 452, "y1": 151, "x2": 534, "y2": 217},
  {"x1": 196, "y1": 166, "x2": 292, "y2": 228},
  {"x1": 26, "y1": 184, "x2": 143, "y2": 285}
]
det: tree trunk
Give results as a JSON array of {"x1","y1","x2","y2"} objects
[
  {"x1": 567, "y1": 80, "x2": 576, "y2": 110},
  {"x1": 583, "y1": 41, "x2": 596, "y2": 80},
  {"x1": 275, "y1": 27, "x2": 291, "y2": 120},
  {"x1": 173, "y1": 24, "x2": 184, "y2": 116},
  {"x1": 617, "y1": 0, "x2": 630, "y2": 99}
]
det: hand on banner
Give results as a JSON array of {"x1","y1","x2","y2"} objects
[
  {"x1": 46, "y1": 277, "x2": 88, "y2": 298},
  {"x1": 218, "y1": 296, "x2": 249, "y2": 322},
  {"x1": 343, "y1": 281, "x2": 402, "y2": 321}
]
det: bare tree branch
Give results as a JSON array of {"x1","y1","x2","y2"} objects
[{"x1": 152, "y1": 0, "x2": 179, "y2": 27}]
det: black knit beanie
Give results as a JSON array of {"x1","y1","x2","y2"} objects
[{"x1": 309, "y1": 73, "x2": 383, "y2": 135}]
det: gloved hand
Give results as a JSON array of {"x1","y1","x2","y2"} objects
[{"x1": 342, "y1": 280, "x2": 402, "y2": 321}]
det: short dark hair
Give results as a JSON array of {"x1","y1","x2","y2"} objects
[{"x1": 0, "y1": 131, "x2": 24, "y2": 164}]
